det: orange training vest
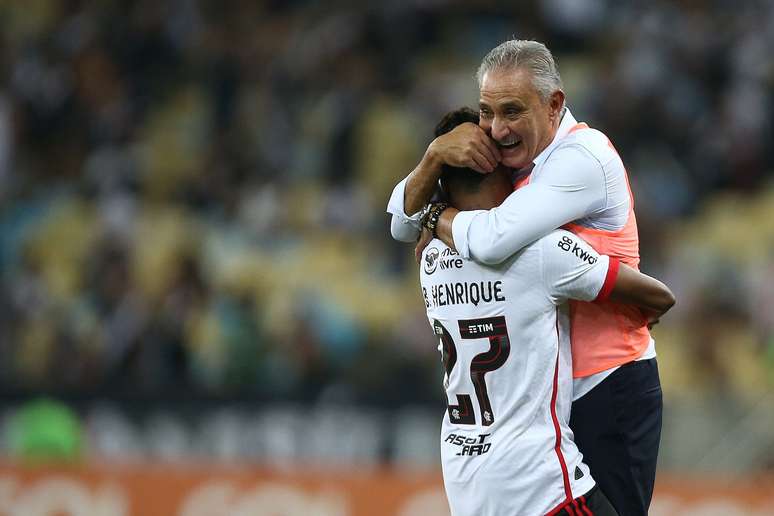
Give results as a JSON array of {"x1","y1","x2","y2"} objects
[{"x1": 516, "y1": 123, "x2": 651, "y2": 378}]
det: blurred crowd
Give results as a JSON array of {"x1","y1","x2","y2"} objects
[{"x1": 0, "y1": 0, "x2": 772, "y2": 404}]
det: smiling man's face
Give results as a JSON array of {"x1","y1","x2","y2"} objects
[{"x1": 478, "y1": 67, "x2": 564, "y2": 170}]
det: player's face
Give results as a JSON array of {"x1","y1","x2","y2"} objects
[{"x1": 478, "y1": 68, "x2": 564, "y2": 170}]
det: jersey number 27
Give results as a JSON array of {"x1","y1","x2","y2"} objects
[{"x1": 433, "y1": 316, "x2": 510, "y2": 426}]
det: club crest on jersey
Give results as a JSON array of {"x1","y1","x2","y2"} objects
[{"x1": 424, "y1": 247, "x2": 440, "y2": 274}]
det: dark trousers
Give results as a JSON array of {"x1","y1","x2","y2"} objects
[
  {"x1": 569, "y1": 358, "x2": 663, "y2": 516},
  {"x1": 556, "y1": 485, "x2": 618, "y2": 516}
]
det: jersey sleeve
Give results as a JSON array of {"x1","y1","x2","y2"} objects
[
  {"x1": 540, "y1": 230, "x2": 619, "y2": 304},
  {"x1": 387, "y1": 177, "x2": 422, "y2": 242},
  {"x1": 387, "y1": 176, "x2": 446, "y2": 243},
  {"x1": 451, "y1": 144, "x2": 607, "y2": 264}
]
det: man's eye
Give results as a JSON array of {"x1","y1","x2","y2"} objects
[{"x1": 480, "y1": 110, "x2": 493, "y2": 119}]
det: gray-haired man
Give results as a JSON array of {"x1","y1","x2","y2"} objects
[{"x1": 387, "y1": 40, "x2": 665, "y2": 516}]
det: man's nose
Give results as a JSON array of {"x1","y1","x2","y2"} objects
[{"x1": 491, "y1": 117, "x2": 509, "y2": 141}]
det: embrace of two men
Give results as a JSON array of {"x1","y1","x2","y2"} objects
[{"x1": 387, "y1": 40, "x2": 675, "y2": 516}]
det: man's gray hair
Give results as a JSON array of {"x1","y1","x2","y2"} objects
[{"x1": 476, "y1": 40, "x2": 564, "y2": 103}]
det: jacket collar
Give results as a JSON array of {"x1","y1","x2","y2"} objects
[{"x1": 531, "y1": 107, "x2": 577, "y2": 168}]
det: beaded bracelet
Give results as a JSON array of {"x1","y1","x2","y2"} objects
[{"x1": 423, "y1": 202, "x2": 449, "y2": 238}]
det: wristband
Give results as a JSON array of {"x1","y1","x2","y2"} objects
[
  {"x1": 423, "y1": 202, "x2": 449, "y2": 238},
  {"x1": 417, "y1": 203, "x2": 433, "y2": 227}
]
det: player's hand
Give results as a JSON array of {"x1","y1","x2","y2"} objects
[
  {"x1": 427, "y1": 122, "x2": 501, "y2": 174},
  {"x1": 415, "y1": 228, "x2": 433, "y2": 264}
]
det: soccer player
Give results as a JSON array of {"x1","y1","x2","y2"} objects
[
  {"x1": 389, "y1": 40, "x2": 663, "y2": 515},
  {"x1": 421, "y1": 108, "x2": 674, "y2": 516}
]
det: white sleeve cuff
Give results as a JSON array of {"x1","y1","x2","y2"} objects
[
  {"x1": 386, "y1": 177, "x2": 421, "y2": 221},
  {"x1": 387, "y1": 177, "x2": 422, "y2": 242},
  {"x1": 451, "y1": 210, "x2": 485, "y2": 259}
]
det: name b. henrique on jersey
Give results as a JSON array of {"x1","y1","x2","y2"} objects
[{"x1": 421, "y1": 246, "x2": 505, "y2": 309}]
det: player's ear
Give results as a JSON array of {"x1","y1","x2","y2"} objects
[
  {"x1": 439, "y1": 176, "x2": 448, "y2": 198},
  {"x1": 440, "y1": 177, "x2": 457, "y2": 207}
]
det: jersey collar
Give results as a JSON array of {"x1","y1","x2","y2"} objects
[{"x1": 531, "y1": 107, "x2": 578, "y2": 168}]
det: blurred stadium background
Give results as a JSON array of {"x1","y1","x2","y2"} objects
[{"x1": 0, "y1": 0, "x2": 772, "y2": 514}]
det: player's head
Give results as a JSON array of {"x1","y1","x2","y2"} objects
[
  {"x1": 436, "y1": 108, "x2": 513, "y2": 211},
  {"x1": 475, "y1": 39, "x2": 566, "y2": 170}
]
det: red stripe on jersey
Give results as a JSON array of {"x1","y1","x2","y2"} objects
[
  {"x1": 594, "y1": 257, "x2": 620, "y2": 302},
  {"x1": 545, "y1": 313, "x2": 573, "y2": 516}
]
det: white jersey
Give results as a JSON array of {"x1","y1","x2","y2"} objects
[{"x1": 420, "y1": 229, "x2": 614, "y2": 516}]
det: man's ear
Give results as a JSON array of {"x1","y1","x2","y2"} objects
[{"x1": 549, "y1": 90, "x2": 565, "y2": 120}]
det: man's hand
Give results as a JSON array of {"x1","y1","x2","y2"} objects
[
  {"x1": 404, "y1": 122, "x2": 500, "y2": 216},
  {"x1": 415, "y1": 228, "x2": 433, "y2": 264},
  {"x1": 428, "y1": 122, "x2": 501, "y2": 174}
]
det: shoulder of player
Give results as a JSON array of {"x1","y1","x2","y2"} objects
[
  {"x1": 536, "y1": 229, "x2": 600, "y2": 264},
  {"x1": 534, "y1": 229, "x2": 578, "y2": 253}
]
